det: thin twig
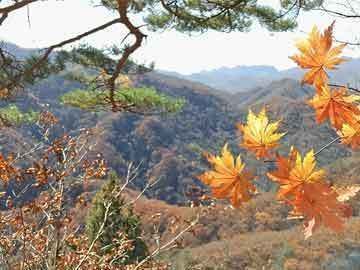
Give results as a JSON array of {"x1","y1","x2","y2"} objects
[
  {"x1": 133, "y1": 215, "x2": 199, "y2": 270},
  {"x1": 314, "y1": 136, "x2": 341, "y2": 157},
  {"x1": 74, "y1": 203, "x2": 112, "y2": 270},
  {"x1": 328, "y1": 83, "x2": 360, "y2": 94},
  {"x1": 264, "y1": 136, "x2": 342, "y2": 164}
]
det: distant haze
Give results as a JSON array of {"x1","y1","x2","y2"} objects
[
  {"x1": 2, "y1": 0, "x2": 360, "y2": 74},
  {"x1": 160, "y1": 58, "x2": 360, "y2": 92}
]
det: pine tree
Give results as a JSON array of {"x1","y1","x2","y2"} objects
[
  {"x1": 1, "y1": 0, "x2": 305, "y2": 116},
  {"x1": 85, "y1": 172, "x2": 148, "y2": 265}
]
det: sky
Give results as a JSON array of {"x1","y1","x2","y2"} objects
[{"x1": 1, "y1": 0, "x2": 360, "y2": 75}]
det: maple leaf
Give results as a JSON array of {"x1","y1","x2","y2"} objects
[
  {"x1": 308, "y1": 85, "x2": 360, "y2": 130},
  {"x1": 290, "y1": 22, "x2": 346, "y2": 86},
  {"x1": 197, "y1": 144, "x2": 256, "y2": 208},
  {"x1": 338, "y1": 121, "x2": 360, "y2": 149},
  {"x1": 292, "y1": 181, "x2": 352, "y2": 234},
  {"x1": 267, "y1": 148, "x2": 352, "y2": 237},
  {"x1": 267, "y1": 148, "x2": 325, "y2": 200},
  {"x1": 237, "y1": 107, "x2": 286, "y2": 159}
]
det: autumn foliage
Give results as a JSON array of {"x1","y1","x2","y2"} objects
[
  {"x1": 198, "y1": 22, "x2": 360, "y2": 239},
  {"x1": 289, "y1": 22, "x2": 346, "y2": 87},
  {"x1": 236, "y1": 108, "x2": 286, "y2": 159},
  {"x1": 197, "y1": 144, "x2": 256, "y2": 208}
]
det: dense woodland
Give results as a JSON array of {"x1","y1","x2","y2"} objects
[{"x1": 1, "y1": 0, "x2": 360, "y2": 269}]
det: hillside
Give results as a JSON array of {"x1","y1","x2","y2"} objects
[
  {"x1": 2, "y1": 43, "x2": 360, "y2": 269},
  {"x1": 70, "y1": 186, "x2": 360, "y2": 270},
  {"x1": 1, "y1": 54, "x2": 352, "y2": 204}
]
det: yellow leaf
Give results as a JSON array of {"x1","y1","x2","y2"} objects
[
  {"x1": 197, "y1": 144, "x2": 256, "y2": 208},
  {"x1": 237, "y1": 107, "x2": 286, "y2": 159},
  {"x1": 338, "y1": 120, "x2": 360, "y2": 149}
]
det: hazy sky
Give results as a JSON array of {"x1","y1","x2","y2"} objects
[{"x1": 1, "y1": 0, "x2": 360, "y2": 74}]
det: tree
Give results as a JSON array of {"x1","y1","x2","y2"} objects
[
  {"x1": 0, "y1": 0, "x2": 302, "y2": 115},
  {"x1": 86, "y1": 171, "x2": 148, "y2": 265},
  {"x1": 2, "y1": 0, "x2": 360, "y2": 268}
]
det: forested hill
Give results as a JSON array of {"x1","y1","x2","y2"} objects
[{"x1": 0, "y1": 43, "x2": 352, "y2": 205}]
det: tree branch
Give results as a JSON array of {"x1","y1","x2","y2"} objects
[
  {"x1": 133, "y1": 215, "x2": 199, "y2": 270},
  {"x1": 328, "y1": 83, "x2": 360, "y2": 94},
  {"x1": 316, "y1": 6, "x2": 360, "y2": 18},
  {"x1": 106, "y1": 0, "x2": 146, "y2": 110},
  {"x1": 1, "y1": 17, "x2": 122, "y2": 92},
  {"x1": 0, "y1": 0, "x2": 38, "y2": 14},
  {"x1": 314, "y1": 136, "x2": 341, "y2": 157}
]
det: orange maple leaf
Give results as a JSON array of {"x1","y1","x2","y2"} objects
[
  {"x1": 290, "y1": 22, "x2": 346, "y2": 86},
  {"x1": 338, "y1": 121, "x2": 360, "y2": 149},
  {"x1": 308, "y1": 85, "x2": 360, "y2": 130},
  {"x1": 267, "y1": 148, "x2": 352, "y2": 237},
  {"x1": 237, "y1": 107, "x2": 286, "y2": 159},
  {"x1": 267, "y1": 148, "x2": 325, "y2": 200},
  {"x1": 197, "y1": 144, "x2": 256, "y2": 208},
  {"x1": 293, "y1": 181, "x2": 352, "y2": 235}
]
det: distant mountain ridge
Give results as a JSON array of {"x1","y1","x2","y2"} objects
[
  {"x1": 160, "y1": 58, "x2": 360, "y2": 92},
  {"x1": 0, "y1": 42, "x2": 353, "y2": 204}
]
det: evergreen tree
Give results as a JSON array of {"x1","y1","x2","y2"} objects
[
  {"x1": 0, "y1": 0, "x2": 307, "y2": 116},
  {"x1": 85, "y1": 172, "x2": 148, "y2": 265}
]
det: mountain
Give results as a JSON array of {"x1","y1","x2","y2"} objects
[
  {"x1": 0, "y1": 43, "x2": 355, "y2": 205},
  {"x1": 175, "y1": 65, "x2": 282, "y2": 92},
  {"x1": 1, "y1": 41, "x2": 38, "y2": 59},
  {"x1": 3, "y1": 43, "x2": 360, "y2": 269},
  {"x1": 162, "y1": 57, "x2": 360, "y2": 93},
  {"x1": 14, "y1": 73, "x2": 350, "y2": 205}
]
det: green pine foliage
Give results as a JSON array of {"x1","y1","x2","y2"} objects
[
  {"x1": 0, "y1": 105, "x2": 39, "y2": 126},
  {"x1": 101, "y1": 0, "x2": 298, "y2": 32},
  {"x1": 59, "y1": 86, "x2": 185, "y2": 113},
  {"x1": 85, "y1": 173, "x2": 148, "y2": 265}
]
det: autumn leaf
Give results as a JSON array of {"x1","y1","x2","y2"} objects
[
  {"x1": 267, "y1": 148, "x2": 352, "y2": 237},
  {"x1": 308, "y1": 85, "x2": 360, "y2": 130},
  {"x1": 267, "y1": 148, "x2": 325, "y2": 200},
  {"x1": 290, "y1": 22, "x2": 346, "y2": 86},
  {"x1": 338, "y1": 121, "x2": 360, "y2": 149},
  {"x1": 292, "y1": 181, "x2": 352, "y2": 234},
  {"x1": 237, "y1": 107, "x2": 286, "y2": 159},
  {"x1": 0, "y1": 154, "x2": 19, "y2": 184},
  {"x1": 25, "y1": 162, "x2": 51, "y2": 186},
  {"x1": 197, "y1": 144, "x2": 256, "y2": 208}
]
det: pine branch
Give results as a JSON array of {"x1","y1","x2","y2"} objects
[{"x1": 1, "y1": 18, "x2": 122, "y2": 92}]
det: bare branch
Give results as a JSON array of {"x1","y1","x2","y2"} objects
[
  {"x1": 134, "y1": 215, "x2": 199, "y2": 270},
  {"x1": 0, "y1": 0, "x2": 38, "y2": 14},
  {"x1": 328, "y1": 83, "x2": 360, "y2": 94}
]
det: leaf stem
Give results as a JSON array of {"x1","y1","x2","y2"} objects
[
  {"x1": 328, "y1": 83, "x2": 360, "y2": 94},
  {"x1": 314, "y1": 136, "x2": 341, "y2": 157},
  {"x1": 263, "y1": 136, "x2": 342, "y2": 164}
]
